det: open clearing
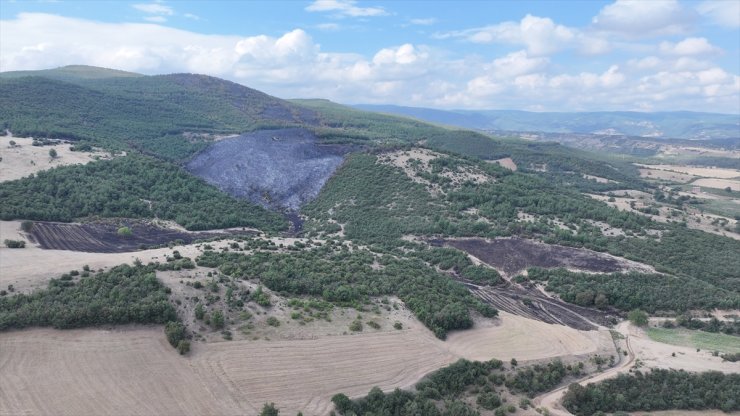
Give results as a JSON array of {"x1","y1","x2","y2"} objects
[
  {"x1": 692, "y1": 177, "x2": 740, "y2": 191},
  {"x1": 0, "y1": 136, "x2": 110, "y2": 182},
  {"x1": 0, "y1": 310, "x2": 610, "y2": 416},
  {"x1": 645, "y1": 327, "x2": 740, "y2": 354},
  {"x1": 635, "y1": 164, "x2": 740, "y2": 179}
]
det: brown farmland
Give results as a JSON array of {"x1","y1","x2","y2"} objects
[{"x1": 28, "y1": 221, "x2": 254, "y2": 253}]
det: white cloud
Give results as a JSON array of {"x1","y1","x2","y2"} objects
[
  {"x1": 697, "y1": 1, "x2": 740, "y2": 28},
  {"x1": 409, "y1": 18, "x2": 437, "y2": 26},
  {"x1": 132, "y1": 3, "x2": 174, "y2": 16},
  {"x1": 183, "y1": 13, "x2": 200, "y2": 21},
  {"x1": 305, "y1": 0, "x2": 387, "y2": 17},
  {"x1": 659, "y1": 37, "x2": 721, "y2": 56},
  {"x1": 316, "y1": 23, "x2": 340, "y2": 31},
  {"x1": 0, "y1": 12, "x2": 737, "y2": 113},
  {"x1": 592, "y1": 0, "x2": 695, "y2": 37},
  {"x1": 144, "y1": 16, "x2": 167, "y2": 23},
  {"x1": 435, "y1": 14, "x2": 610, "y2": 57}
]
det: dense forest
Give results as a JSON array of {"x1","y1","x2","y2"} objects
[
  {"x1": 563, "y1": 370, "x2": 740, "y2": 415},
  {"x1": 525, "y1": 268, "x2": 740, "y2": 312},
  {"x1": 332, "y1": 358, "x2": 583, "y2": 416},
  {"x1": 0, "y1": 264, "x2": 177, "y2": 330},
  {"x1": 0, "y1": 154, "x2": 286, "y2": 231},
  {"x1": 196, "y1": 243, "x2": 496, "y2": 338}
]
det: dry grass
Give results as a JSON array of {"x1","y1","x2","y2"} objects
[
  {"x1": 692, "y1": 178, "x2": 740, "y2": 191},
  {"x1": 0, "y1": 311, "x2": 614, "y2": 416},
  {"x1": 0, "y1": 136, "x2": 111, "y2": 182}
]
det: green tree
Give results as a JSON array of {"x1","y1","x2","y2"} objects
[
  {"x1": 628, "y1": 309, "x2": 649, "y2": 326},
  {"x1": 48, "y1": 148, "x2": 57, "y2": 158},
  {"x1": 211, "y1": 310, "x2": 225, "y2": 329},
  {"x1": 260, "y1": 402, "x2": 279, "y2": 416}
]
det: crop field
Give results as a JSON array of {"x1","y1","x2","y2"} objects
[
  {"x1": 438, "y1": 237, "x2": 655, "y2": 277},
  {"x1": 646, "y1": 327, "x2": 740, "y2": 354},
  {"x1": 0, "y1": 309, "x2": 614, "y2": 416}
]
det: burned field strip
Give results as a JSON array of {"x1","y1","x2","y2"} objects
[
  {"x1": 27, "y1": 221, "x2": 254, "y2": 253},
  {"x1": 462, "y1": 281, "x2": 617, "y2": 330},
  {"x1": 436, "y1": 237, "x2": 652, "y2": 277},
  {"x1": 431, "y1": 237, "x2": 630, "y2": 330}
]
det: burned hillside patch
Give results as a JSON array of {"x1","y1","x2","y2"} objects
[{"x1": 186, "y1": 129, "x2": 353, "y2": 211}]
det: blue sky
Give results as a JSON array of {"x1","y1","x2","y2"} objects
[{"x1": 1, "y1": 0, "x2": 739, "y2": 113}]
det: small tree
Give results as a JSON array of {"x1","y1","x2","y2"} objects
[
  {"x1": 48, "y1": 148, "x2": 58, "y2": 158},
  {"x1": 211, "y1": 310, "x2": 225, "y2": 329},
  {"x1": 194, "y1": 303, "x2": 205, "y2": 320},
  {"x1": 628, "y1": 309, "x2": 649, "y2": 326},
  {"x1": 164, "y1": 321, "x2": 185, "y2": 348},
  {"x1": 117, "y1": 226, "x2": 133, "y2": 237},
  {"x1": 260, "y1": 402, "x2": 279, "y2": 416},
  {"x1": 20, "y1": 221, "x2": 33, "y2": 232}
]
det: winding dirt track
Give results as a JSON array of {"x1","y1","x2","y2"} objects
[{"x1": 534, "y1": 322, "x2": 636, "y2": 416}]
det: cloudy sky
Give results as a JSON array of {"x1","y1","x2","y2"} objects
[{"x1": 1, "y1": 0, "x2": 739, "y2": 113}]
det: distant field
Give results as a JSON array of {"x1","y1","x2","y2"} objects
[{"x1": 646, "y1": 327, "x2": 740, "y2": 354}]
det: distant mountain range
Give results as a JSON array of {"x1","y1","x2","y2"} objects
[{"x1": 353, "y1": 104, "x2": 739, "y2": 140}]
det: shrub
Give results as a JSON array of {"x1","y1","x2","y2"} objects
[
  {"x1": 260, "y1": 403, "x2": 279, "y2": 416},
  {"x1": 4, "y1": 239, "x2": 25, "y2": 248},
  {"x1": 164, "y1": 321, "x2": 185, "y2": 348},
  {"x1": 211, "y1": 310, "x2": 225, "y2": 329},
  {"x1": 117, "y1": 226, "x2": 133, "y2": 237},
  {"x1": 628, "y1": 309, "x2": 649, "y2": 326},
  {"x1": 477, "y1": 392, "x2": 502, "y2": 410},
  {"x1": 266, "y1": 316, "x2": 280, "y2": 327},
  {"x1": 20, "y1": 221, "x2": 33, "y2": 232},
  {"x1": 349, "y1": 320, "x2": 363, "y2": 332},
  {"x1": 176, "y1": 340, "x2": 190, "y2": 355},
  {"x1": 393, "y1": 321, "x2": 403, "y2": 330},
  {"x1": 194, "y1": 303, "x2": 205, "y2": 320}
]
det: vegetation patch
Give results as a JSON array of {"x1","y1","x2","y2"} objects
[
  {"x1": 0, "y1": 154, "x2": 287, "y2": 231},
  {"x1": 645, "y1": 327, "x2": 740, "y2": 354},
  {"x1": 196, "y1": 243, "x2": 496, "y2": 338},
  {"x1": 0, "y1": 263, "x2": 177, "y2": 330},
  {"x1": 563, "y1": 369, "x2": 740, "y2": 415}
]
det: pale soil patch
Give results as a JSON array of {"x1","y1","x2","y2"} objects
[
  {"x1": 628, "y1": 324, "x2": 739, "y2": 374},
  {"x1": 377, "y1": 148, "x2": 491, "y2": 195},
  {"x1": 0, "y1": 327, "x2": 242, "y2": 416},
  {"x1": 692, "y1": 177, "x2": 740, "y2": 191},
  {"x1": 635, "y1": 164, "x2": 740, "y2": 179},
  {"x1": 445, "y1": 312, "x2": 613, "y2": 362},
  {"x1": 639, "y1": 168, "x2": 697, "y2": 183},
  {"x1": 583, "y1": 174, "x2": 615, "y2": 184},
  {"x1": 491, "y1": 157, "x2": 517, "y2": 171},
  {"x1": 585, "y1": 220, "x2": 626, "y2": 237},
  {"x1": 0, "y1": 136, "x2": 111, "y2": 182}
]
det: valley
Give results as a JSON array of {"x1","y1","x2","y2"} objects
[{"x1": 0, "y1": 65, "x2": 738, "y2": 416}]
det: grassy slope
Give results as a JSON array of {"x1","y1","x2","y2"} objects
[{"x1": 646, "y1": 327, "x2": 740, "y2": 354}]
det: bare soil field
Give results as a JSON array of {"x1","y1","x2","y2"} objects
[
  {"x1": 445, "y1": 312, "x2": 613, "y2": 362},
  {"x1": 628, "y1": 324, "x2": 739, "y2": 374},
  {"x1": 692, "y1": 177, "x2": 740, "y2": 191},
  {"x1": 635, "y1": 164, "x2": 740, "y2": 179},
  {"x1": 639, "y1": 168, "x2": 697, "y2": 183},
  {"x1": 0, "y1": 136, "x2": 110, "y2": 182},
  {"x1": 0, "y1": 310, "x2": 611, "y2": 416},
  {"x1": 491, "y1": 157, "x2": 517, "y2": 171},
  {"x1": 436, "y1": 237, "x2": 654, "y2": 277},
  {"x1": 27, "y1": 220, "x2": 254, "y2": 253}
]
